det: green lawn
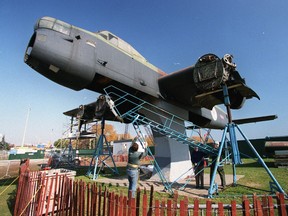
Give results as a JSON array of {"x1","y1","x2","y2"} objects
[
  {"x1": 210, "y1": 158, "x2": 288, "y2": 203},
  {"x1": 0, "y1": 178, "x2": 17, "y2": 216},
  {"x1": 76, "y1": 158, "x2": 288, "y2": 203}
]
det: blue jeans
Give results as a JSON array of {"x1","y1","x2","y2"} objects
[{"x1": 127, "y1": 168, "x2": 139, "y2": 198}]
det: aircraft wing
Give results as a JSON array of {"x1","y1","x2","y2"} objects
[
  {"x1": 158, "y1": 54, "x2": 260, "y2": 110},
  {"x1": 233, "y1": 115, "x2": 277, "y2": 125},
  {"x1": 63, "y1": 99, "x2": 127, "y2": 123},
  {"x1": 63, "y1": 102, "x2": 96, "y2": 120}
]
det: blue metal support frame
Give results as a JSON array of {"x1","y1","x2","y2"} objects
[
  {"x1": 208, "y1": 130, "x2": 226, "y2": 197},
  {"x1": 208, "y1": 84, "x2": 287, "y2": 198},
  {"x1": 86, "y1": 117, "x2": 119, "y2": 180},
  {"x1": 236, "y1": 124, "x2": 287, "y2": 196},
  {"x1": 103, "y1": 85, "x2": 287, "y2": 198}
]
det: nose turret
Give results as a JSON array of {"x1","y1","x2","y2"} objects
[{"x1": 24, "y1": 17, "x2": 96, "y2": 91}]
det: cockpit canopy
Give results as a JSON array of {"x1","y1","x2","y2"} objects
[
  {"x1": 35, "y1": 16, "x2": 146, "y2": 62},
  {"x1": 35, "y1": 16, "x2": 72, "y2": 36}
]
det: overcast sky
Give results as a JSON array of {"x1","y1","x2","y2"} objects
[{"x1": 0, "y1": 0, "x2": 287, "y2": 145}]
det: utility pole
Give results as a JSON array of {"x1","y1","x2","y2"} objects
[{"x1": 21, "y1": 107, "x2": 31, "y2": 147}]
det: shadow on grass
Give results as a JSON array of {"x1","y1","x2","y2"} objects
[
  {"x1": 230, "y1": 183, "x2": 271, "y2": 193},
  {"x1": 237, "y1": 160, "x2": 275, "y2": 168},
  {"x1": 7, "y1": 189, "x2": 16, "y2": 215},
  {"x1": 75, "y1": 166, "x2": 127, "y2": 179}
]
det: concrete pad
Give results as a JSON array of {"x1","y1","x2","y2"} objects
[{"x1": 95, "y1": 173, "x2": 245, "y2": 198}]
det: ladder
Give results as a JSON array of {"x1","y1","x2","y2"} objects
[
  {"x1": 104, "y1": 85, "x2": 217, "y2": 155},
  {"x1": 103, "y1": 85, "x2": 217, "y2": 195}
]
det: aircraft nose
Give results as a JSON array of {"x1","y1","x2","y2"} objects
[{"x1": 24, "y1": 30, "x2": 96, "y2": 91}]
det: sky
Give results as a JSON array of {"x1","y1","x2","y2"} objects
[{"x1": 0, "y1": 0, "x2": 287, "y2": 146}]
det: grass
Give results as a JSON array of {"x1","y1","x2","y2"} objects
[
  {"x1": 0, "y1": 178, "x2": 17, "y2": 216},
  {"x1": 203, "y1": 158, "x2": 288, "y2": 203},
  {"x1": 75, "y1": 158, "x2": 288, "y2": 204},
  {"x1": 0, "y1": 158, "x2": 287, "y2": 215}
]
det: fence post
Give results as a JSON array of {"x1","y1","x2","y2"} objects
[
  {"x1": 256, "y1": 199, "x2": 263, "y2": 216},
  {"x1": 119, "y1": 193, "x2": 124, "y2": 216},
  {"x1": 96, "y1": 185, "x2": 101, "y2": 216},
  {"x1": 142, "y1": 189, "x2": 148, "y2": 216},
  {"x1": 193, "y1": 199, "x2": 199, "y2": 216},
  {"x1": 161, "y1": 199, "x2": 166, "y2": 216},
  {"x1": 36, "y1": 173, "x2": 46, "y2": 216},
  {"x1": 110, "y1": 192, "x2": 115, "y2": 216},
  {"x1": 103, "y1": 187, "x2": 108, "y2": 216},
  {"x1": 148, "y1": 185, "x2": 154, "y2": 216},
  {"x1": 155, "y1": 199, "x2": 160, "y2": 216},
  {"x1": 131, "y1": 197, "x2": 137, "y2": 216},
  {"x1": 206, "y1": 200, "x2": 212, "y2": 216},
  {"x1": 262, "y1": 195, "x2": 268, "y2": 216},
  {"x1": 123, "y1": 196, "x2": 128, "y2": 216},
  {"x1": 116, "y1": 194, "x2": 120, "y2": 216},
  {"x1": 167, "y1": 199, "x2": 172, "y2": 216},
  {"x1": 231, "y1": 200, "x2": 237, "y2": 216},
  {"x1": 179, "y1": 199, "x2": 187, "y2": 216},
  {"x1": 218, "y1": 202, "x2": 224, "y2": 216},
  {"x1": 68, "y1": 178, "x2": 74, "y2": 216},
  {"x1": 87, "y1": 183, "x2": 91, "y2": 216},
  {"x1": 267, "y1": 196, "x2": 274, "y2": 216},
  {"x1": 242, "y1": 195, "x2": 250, "y2": 216},
  {"x1": 277, "y1": 193, "x2": 287, "y2": 216},
  {"x1": 73, "y1": 179, "x2": 78, "y2": 215},
  {"x1": 253, "y1": 193, "x2": 258, "y2": 216},
  {"x1": 136, "y1": 188, "x2": 141, "y2": 216},
  {"x1": 14, "y1": 163, "x2": 29, "y2": 216},
  {"x1": 80, "y1": 180, "x2": 86, "y2": 216},
  {"x1": 173, "y1": 191, "x2": 178, "y2": 216},
  {"x1": 61, "y1": 176, "x2": 71, "y2": 216},
  {"x1": 91, "y1": 183, "x2": 97, "y2": 216}
]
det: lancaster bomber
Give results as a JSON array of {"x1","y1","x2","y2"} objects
[{"x1": 24, "y1": 17, "x2": 264, "y2": 181}]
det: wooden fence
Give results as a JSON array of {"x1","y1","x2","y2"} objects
[{"x1": 14, "y1": 159, "x2": 287, "y2": 216}]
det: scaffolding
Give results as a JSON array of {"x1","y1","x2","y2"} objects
[{"x1": 86, "y1": 117, "x2": 119, "y2": 180}]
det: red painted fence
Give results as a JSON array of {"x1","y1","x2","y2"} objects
[{"x1": 14, "y1": 159, "x2": 287, "y2": 216}]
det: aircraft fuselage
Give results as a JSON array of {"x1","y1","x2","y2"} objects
[{"x1": 25, "y1": 17, "x2": 229, "y2": 129}]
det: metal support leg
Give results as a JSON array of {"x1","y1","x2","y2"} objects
[
  {"x1": 236, "y1": 124, "x2": 287, "y2": 197},
  {"x1": 208, "y1": 127, "x2": 227, "y2": 198},
  {"x1": 87, "y1": 118, "x2": 119, "y2": 180}
]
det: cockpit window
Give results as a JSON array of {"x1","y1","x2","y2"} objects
[
  {"x1": 37, "y1": 18, "x2": 54, "y2": 29},
  {"x1": 97, "y1": 30, "x2": 146, "y2": 61},
  {"x1": 53, "y1": 21, "x2": 71, "y2": 35},
  {"x1": 35, "y1": 17, "x2": 71, "y2": 36}
]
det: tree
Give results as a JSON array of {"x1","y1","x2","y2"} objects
[
  {"x1": 53, "y1": 139, "x2": 70, "y2": 148},
  {"x1": 91, "y1": 123, "x2": 118, "y2": 142},
  {"x1": 0, "y1": 135, "x2": 10, "y2": 150}
]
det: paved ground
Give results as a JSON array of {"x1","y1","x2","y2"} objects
[
  {"x1": 95, "y1": 172, "x2": 244, "y2": 198},
  {"x1": 0, "y1": 159, "x2": 48, "y2": 178}
]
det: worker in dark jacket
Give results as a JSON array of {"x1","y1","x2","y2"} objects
[
  {"x1": 191, "y1": 147, "x2": 207, "y2": 189},
  {"x1": 127, "y1": 138, "x2": 148, "y2": 198}
]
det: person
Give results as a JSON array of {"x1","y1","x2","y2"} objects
[
  {"x1": 210, "y1": 141, "x2": 226, "y2": 188},
  {"x1": 191, "y1": 147, "x2": 207, "y2": 189},
  {"x1": 127, "y1": 138, "x2": 148, "y2": 198}
]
